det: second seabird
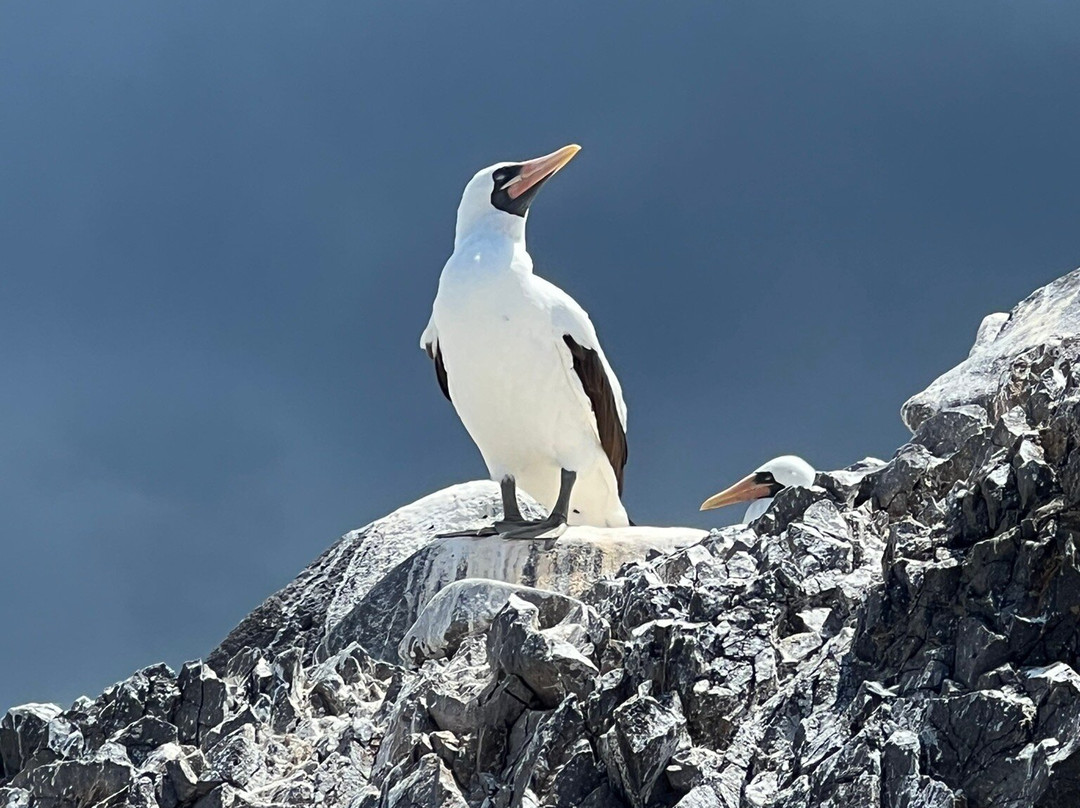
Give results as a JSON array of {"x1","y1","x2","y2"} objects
[
  {"x1": 421, "y1": 144, "x2": 630, "y2": 538},
  {"x1": 700, "y1": 455, "x2": 815, "y2": 523}
]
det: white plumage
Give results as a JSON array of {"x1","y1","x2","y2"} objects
[{"x1": 421, "y1": 146, "x2": 629, "y2": 529}]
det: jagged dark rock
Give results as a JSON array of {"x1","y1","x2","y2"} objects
[
  {"x1": 901, "y1": 269, "x2": 1080, "y2": 430},
  {"x1": 5, "y1": 268, "x2": 1080, "y2": 807},
  {"x1": 485, "y1": 595, "x2": 602, "y2": 709},
  {"x1": 0, "y1": 704, "x2": 63, "y2": 781},
  {"x1": 399, "y1": 578, "x2": 607, "y2": 668},
  {"x1": 599, "y1": 691, "x2": 687, "y2": 808}
]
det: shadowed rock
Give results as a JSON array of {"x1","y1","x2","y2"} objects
[
  {"x1": 0, "y1": 704, "x2": 62, "y2": 782},
  {"x1": 486, "y1": 595, "x2": 602, "y2": 708},
  {"x1": 600, "y1": 692, "x2": 686, "y2": 808}
]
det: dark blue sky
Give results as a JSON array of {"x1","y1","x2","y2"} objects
[{"x1": 2, "y1": 2, "x2": 1078, "y2": 709}]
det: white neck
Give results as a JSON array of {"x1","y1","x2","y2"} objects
[
  {"x1": 449, "y1": 215, "x2": 533, "y2": 282},
  {"x1": 742, "y1": 497, "x2": 773, "y2": 524},
  {"x1": 454, "y1": 209, "x2": 527, "y2": 251}
]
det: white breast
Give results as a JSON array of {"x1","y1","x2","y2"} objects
[
  {"x1": 430, "y1": 241, "x2": 626, "y2": 527},
  {"x1": 435, "y1": 268, "x2": 593, "y2": 473},
  {"x1": 743, "y1": 497, "x2": 773, "y2": 524}
]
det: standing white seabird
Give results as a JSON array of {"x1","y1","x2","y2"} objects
[
  {"x1": 420, "y1": 144, "x2": 629, "y2": 538},
  {"x1": 700, "y1": 455, "x2": 815, "y2": 523}
]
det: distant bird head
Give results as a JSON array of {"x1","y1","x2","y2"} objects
[
  {"x1": 699, "y1": 455, "x2": 815, "y2": 511},
  {"x1": 455, "y1": 144, "x2": 580, "y2": 241}
]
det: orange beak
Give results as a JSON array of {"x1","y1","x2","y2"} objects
[
  {"x1": 507, "y1": 144, "x2": 581, "y2": 200},
  {"x1": 699, "y1": 473, "x2": 774, "y2": 511}
]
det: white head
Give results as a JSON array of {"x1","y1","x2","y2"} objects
[
  {"x1": 454, "y1": 144, "x2": 581, "y2": 246},
  {"x1": 699, "y1": 455, "x2": 816, "y2": 513}
]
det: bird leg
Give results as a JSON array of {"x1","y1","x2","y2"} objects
[
  {"x1": 436, "y1": 470, "x2": 576, "y2": 540},
  {"x1": 433, "y1": 475, "x2": 530, "y2": 538},
  {"x1": 499, "y1": 475, "x2": 523, "y2": 522},
  {"x1": 496, "y1": 468, "x2": 576, "y2": 540}
]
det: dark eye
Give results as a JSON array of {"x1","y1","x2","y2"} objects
[{"x1": 493, "y1": 171, "x2": 506, "y2": 182}]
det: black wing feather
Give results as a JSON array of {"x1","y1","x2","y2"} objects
[
  {"x1": 426, "y1": 341, "x2": 451, "y2": 403},
  {"x1": 562, "y1": 334, "x2": 628, "y2": 494}
]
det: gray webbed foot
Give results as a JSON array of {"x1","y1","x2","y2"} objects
[
  {"x1": 435, "y1": 525, "x2": 500, "y2": 539},
  {"x1": 494, "y1": 514, "x2": 568, "y2": 540},
  {"x1": 496, "y1": 468, "x2": 576, "y2": 540},
  {"x1": 436, "y1": 469, "x2": 577, "y2": 541}
]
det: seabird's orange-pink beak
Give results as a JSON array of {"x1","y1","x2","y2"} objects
[
  {"x1": 699, "y1": 474, "x2": 774, "y2": 511},
  {"x1": 507, "y1": 144, "x2": 581, "y2": 200}
]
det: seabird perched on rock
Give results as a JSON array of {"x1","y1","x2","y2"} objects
[
  {"x1": 700, "y1": 455, "x2": 815, "y2": 523},
  {"x1": 421, "y1": 145, "x2": 629, "y2": 538}
]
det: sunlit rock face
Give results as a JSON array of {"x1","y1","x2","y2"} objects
[
  {"x1": 327, "y1": 525, "x2": 706, "y2": 663},
  {"x1": 901, "y1": 267, "x2": 1080, "y2": 431},
  {"x1": 5, "y1": 268, "x2": 1080, "y2": 808},
  {"x1": 207, "y1": 479, "x2": 549, "y2": 668}
]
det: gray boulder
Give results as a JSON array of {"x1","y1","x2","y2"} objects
[
  {"x1": 0, "y1": 704, "x2": 62, "y2": 781},
  {"x1": 486, "y1": 594, "x2": 602, "y2": 708},
  {"x1": 902, "y1": 266, "x2": 1080, "y2": 430},
  {"x1": 599, "y1": 692, "x2": 686, "y2": 808},
  {"x1": 399, "y1": 578, "x2": 607, "y2": 668}
]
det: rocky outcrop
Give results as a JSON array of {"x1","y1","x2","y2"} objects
[
  {"x1": 901, "y1": 268, "x2": 1080, "y2": 430},
  {"x1": 208, "y1": 481, "x2": 549, "y2": 668},
  {"x1": 4, "y1": 267, "x2": 1080, "y2": 808},
  {"x1": 328, "y1": 527, "x2": 705, "y2": 662},
  {"x1": 398, "y1": 579, "x2": 608, "y2": 668}
]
